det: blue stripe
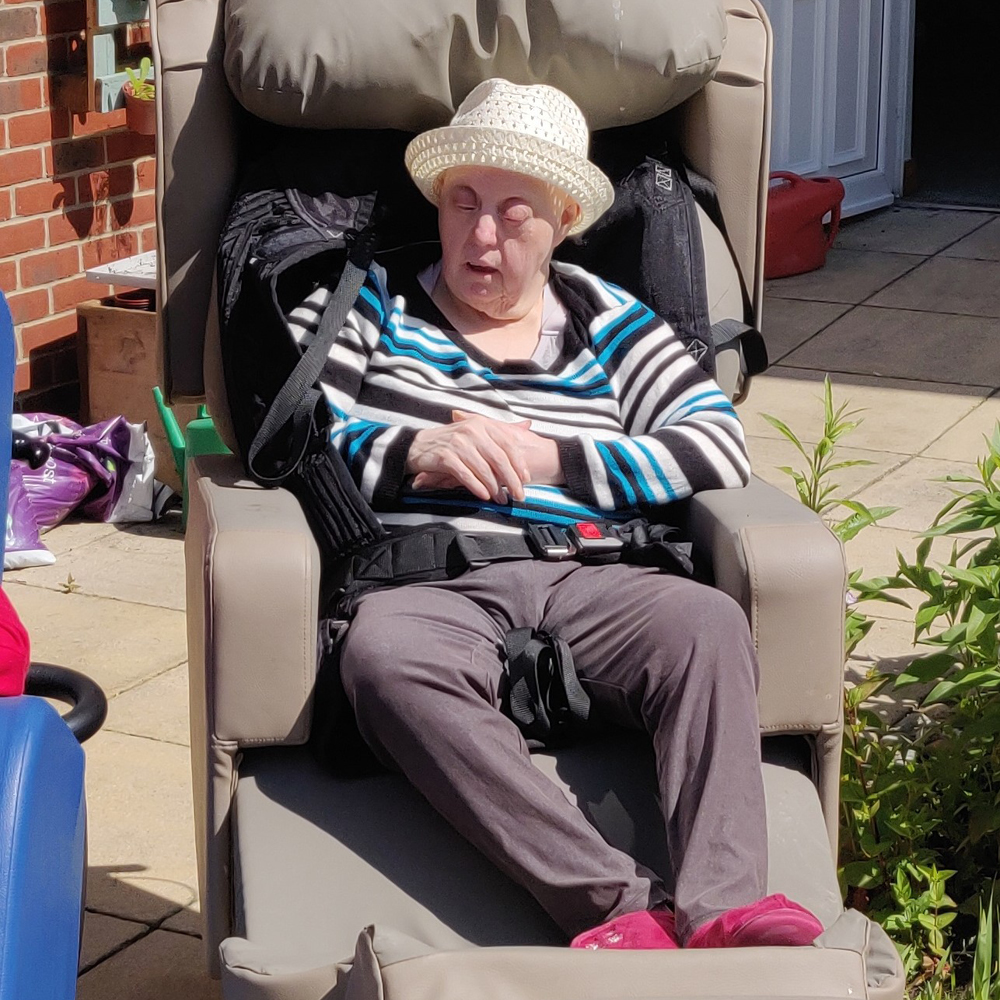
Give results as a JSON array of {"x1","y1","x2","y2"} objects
[
  {"x1": 591, "y1": 302, "x2": 641, "y2": 348},
  {"x1": 345, "y1": 423, "x2": 381, "y2": 463},
  {"x1": 397, "y1": 495, "x2": 632, "y2": 526},
  {"x1": 613, "y1": 440, "x2": 657, "y2": 505},
  {"x1": 595, "y1": 441, "x2": 638, "y2": 507},
  {"x1": 377, "y1": 337, "x2": 473, "y2": 373},
  {"x1": 667, "y1": 397, "x2": 737, "y2": 425},
  {"x1": 388, "y1": 320, "x2": 467, "y2": 360},
  {"x1": 596, "y1": 310, "x2": 655, "y2": 366},
  {"x1": 631, "y1": 437, "x2": 677, "y2": 501},
  {"x1": 358, "y1": 285, "x2": 384, "y2": 320}
]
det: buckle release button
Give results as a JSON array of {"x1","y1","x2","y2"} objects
[{"x1": 575, "y1": 522, "x2": 603, "y2": 539}]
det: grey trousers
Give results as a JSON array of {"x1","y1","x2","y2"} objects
[{"x1": 339, "y1": 559, "x2": 767, "y2": 942}]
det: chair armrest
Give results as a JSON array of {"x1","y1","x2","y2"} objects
[
  {"x1": 185, "y1": 454, "x2": 321, "y2": 747},
  {"x1": 686, "y1": 476, "x2": 846, "y2": 732}
]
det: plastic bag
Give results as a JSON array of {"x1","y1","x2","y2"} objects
[
  {"x1": 4, "y1": 462, "x2": 55, "y2": 570},
  {"x1": 13, "y1": 413, "x2": 157, "y2": 528}
]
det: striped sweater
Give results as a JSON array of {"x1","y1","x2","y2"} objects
[{"x1": 288, "y1": 260, "x2": 750, "y2": 532}]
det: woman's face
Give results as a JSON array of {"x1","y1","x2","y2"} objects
[{"x1": 436, "y1": 166, "x2": 579, "y2": 321}]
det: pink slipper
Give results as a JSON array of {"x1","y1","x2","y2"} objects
[
  {"x1": 686, "y1": 893, "x2": 823, "y2": 949},
  {"x1": 570, "y1": 908, "x2": 680, "y2": 950}
]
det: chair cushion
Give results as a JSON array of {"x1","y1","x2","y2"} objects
[
  {"x1": 223, "y1": 0, "x2": 727, "y2": 132},
  {"x1": 233, "y1": 735, "x2": 843, "y2": 962}
]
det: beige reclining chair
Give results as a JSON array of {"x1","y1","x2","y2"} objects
[{"x1": 152, "y1": 2, "x2": 905, "y2": 997}]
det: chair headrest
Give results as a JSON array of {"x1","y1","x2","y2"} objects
[{"x1": 224, "y1": 0, "x2": 728, "y2": 133}]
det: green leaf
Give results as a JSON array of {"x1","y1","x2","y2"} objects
[
  {"x1": 972, "y1": 894, "x2": 994, "y2": 1000},
  {"x1": 760, "y1": 414, "x2": 810, "y2": 458},
  {"x1": 893, "y1": 652, "x2": 958, "y2": 688},
  {"x1": 924, "y1": 667, "x2": 1000, "y2": 704},
  {"x1": 841, "y1": 859, "x2": 882, "y2": 888}
]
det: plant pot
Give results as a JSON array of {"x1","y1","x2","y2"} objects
[{"x1": 123, "y1": 82, "x2": 156, "y2": 135}]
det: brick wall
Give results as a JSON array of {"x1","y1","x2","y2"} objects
[{"x1": 0, "y1": 0, "x2": 156, "y2": 416}]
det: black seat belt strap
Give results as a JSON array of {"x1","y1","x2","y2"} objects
[{"x1": 502, "y1": 627, "x2": 592, "y2": 749}]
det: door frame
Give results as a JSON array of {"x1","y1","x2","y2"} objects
[{"x1": 839, "y1": 0, "x2": 915, "y2": 216}]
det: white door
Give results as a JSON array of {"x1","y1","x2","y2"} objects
[{"x1": 760, "y1": 0, "x2": 913, "y2": 217}]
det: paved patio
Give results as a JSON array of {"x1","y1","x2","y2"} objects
[{"x1": 5, "y1": 204, "x2": 1000, "y2": 997}]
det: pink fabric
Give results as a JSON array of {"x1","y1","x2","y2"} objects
[
  {"x1": 570, "y1": 908, "x2": 680, "y2": 950},
  {"x1": 0, "y1": 587, "x2": 30, "y2": 697},
  {"x1": 686, "y1": 893, "x2": 823, "y2": 949}
]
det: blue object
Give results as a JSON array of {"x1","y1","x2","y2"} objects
[
  {"x1": 0, "y1": 291, "x2": 15, "y2": 579},
  {"x1": 0, "y1": 697, "x2": 87, "y2": 1000}
]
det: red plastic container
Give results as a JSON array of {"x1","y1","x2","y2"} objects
[{"x1": 764, "y1": 172, "x2": 846, "y2": 279}]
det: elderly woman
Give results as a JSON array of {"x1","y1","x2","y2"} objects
[{"x1": 292, "y1": 79, "x2": 823, "y2": 950}]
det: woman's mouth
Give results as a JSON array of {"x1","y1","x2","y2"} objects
[{"x1": 466, "y1": 262, "x2": 498, "y2": 275}]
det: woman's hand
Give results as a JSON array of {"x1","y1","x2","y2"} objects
[{"x1": 406, "y1": 411, "x2": 563, "y2": 500}]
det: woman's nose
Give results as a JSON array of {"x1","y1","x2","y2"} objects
[{"x1": 472, "y1": 212, "x2": 498, "y2": 247}]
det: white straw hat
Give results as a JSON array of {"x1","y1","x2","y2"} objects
[{"x1": 405, "y1": 79, "x2": 614, "y2": 236}]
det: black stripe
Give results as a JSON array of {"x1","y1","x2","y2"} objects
[
  {"x1": 617, "y1": 342, "x2": 687, "y2": 427},
  {"x1": 670, "y1": 420, "x2": 749, "y2": 482},
  {"x1": 641, "y1": 368, "x2": 710, "y2": 431},
  {"x1": 650, "y1": 429, "x2": 727, "y2": 493}
]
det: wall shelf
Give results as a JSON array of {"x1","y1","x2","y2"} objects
[{"x1": 53, "y1": 0, "x2": 150, "y2": 114}]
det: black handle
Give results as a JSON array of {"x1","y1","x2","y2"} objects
[
  {"x1": 11, "y1": 431, "x2": 52, "y2": 469},
  {"x1": 25, "y1": 662, "x2": 108, "y2": 744}
]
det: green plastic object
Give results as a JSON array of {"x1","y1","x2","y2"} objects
[
  {"x1": 152, "y1": 387, "x2": 186, "y2": 480},
  {"x1": 153, "y1": 387, "x2": 230, "y2": 524}
]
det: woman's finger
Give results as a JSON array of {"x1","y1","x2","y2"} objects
[{"x1": 460, "y1": 430, "x2": 526, "y2": 502}]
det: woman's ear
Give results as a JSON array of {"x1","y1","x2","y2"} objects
[{"x1": 554, "y1": 199, "x2": 582, "y2": 245}]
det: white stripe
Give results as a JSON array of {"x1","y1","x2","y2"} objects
[
  {"x1": 580, "y1": 435, "x2": 616, "y2": 510},
  {"x1": 640, "y1": 436, "x2": 692, "y2": 498}
]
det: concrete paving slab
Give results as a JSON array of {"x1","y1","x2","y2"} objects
[
  {"x1": 868, "y1": 256, "x2": 1000, "y2": 318},
  {"x1": 836, "y1": 207, "x2": 984, "y2": 255},
  {"x1": 759, "y1": 297, "x2": 851, "y2": 363},
  {"x1": 764, "y1": 248, "x2": 922, "y2": 304},
  {"x1": 84, "y1": 730, "x2": 200, "y2": 925},
  {"x1": 10, "y1": 518, "x2": 186, "y2": 610},
  {"x1": 40, "y1": 518, "x2": 120, "y2": 557},
  {"x1": 851, "y1": 456, "x2": 983, "y2": 534},
  {"x1": 4, "y1": 584, "x2": 187, "y2": 695},
  {"x1": 746, "y1": 435, "x2": 909, "y2": 502},
  {"x1": 940, "y1": 215, "x2": 1000, "y2": 261},
  {"x1": 80, "y1": 911, "x2": 149, "y2": 972},
  {"x1": 105, "y1": 663, "x2": 190, "y2": 746},
  {"x1": 739, "y1": 371, "x2": 986, "y2": 455},
  {"x1": 76, "y1": 929, "x2": 221, "y2": 1000},
  {"x1": 781, "y1": 305, "x2": 1000, "y2": 386},
  {"x1": 846, "y1": 617, "x2": 926, "y2": 726},
  {"x1": 921, "y1": 394, "x2": 1000, "y2": 461},
  {"x1": 161, "y1": 906, "x2": 202, "y2": 937}
]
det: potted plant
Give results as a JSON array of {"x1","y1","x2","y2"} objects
[{"x1": 123, "y1": 57, "x2": 155, "y2": 135}]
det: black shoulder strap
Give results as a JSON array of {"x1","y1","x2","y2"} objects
[
  {"x1": 668, "y1": 138, "x2": 768, "y2": 377},
  {"x1": 247, "y1": 219, "x2": 378, "y2": 485}
]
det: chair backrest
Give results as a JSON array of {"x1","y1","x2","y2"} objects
[{"x1": 152, "y1": 0, "x2": 772, "y2": 451}]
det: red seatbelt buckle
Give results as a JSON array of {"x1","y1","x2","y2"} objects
[{"x1": 565, "y1": 521, "x2": 625, "y2": 559}]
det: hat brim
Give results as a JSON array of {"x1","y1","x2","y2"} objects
[{"x1": 405, "y1": 125, "x2": 614, "y2": 236}]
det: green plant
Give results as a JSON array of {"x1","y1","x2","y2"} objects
[
  {"x1": 971, "y1": 893, "x2": 1000, "y2": 1000},
  {"x1": 761, "y1": 376, "x2": 901, "y2": 657},
  {"x1": 881, "y1": 863, "x2": 958, "y2": 983},
  {"x1": 885, "y1": 427, "x2": 1000, "y2": 914},
  {"x1": 125, "y1": 56, "x2": 155, "y2": 100}
]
